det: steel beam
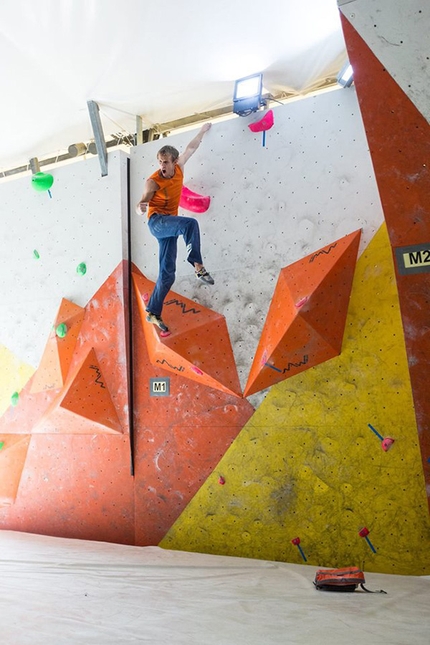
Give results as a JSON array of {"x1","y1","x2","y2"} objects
[{"x1": 87, "y1": 100, "x2": 108, "y2": 177}]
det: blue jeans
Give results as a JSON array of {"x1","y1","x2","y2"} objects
[{"x1": 146, "y1": 213, "x2": 203, "y2": 316}]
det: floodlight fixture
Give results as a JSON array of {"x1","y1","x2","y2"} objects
[
  {"x1": 337, "y1": 62, "x2": 354, "y2": 88},
  {"x1": 233, "y1": 73, "x2": 265, "y2": 116}
]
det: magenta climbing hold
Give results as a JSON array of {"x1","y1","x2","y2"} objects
[
  {"x1": 381, "y1": 437, "x2": 395, "y2": 452},
  {"x1": 368, "y1": 423, "x2": 395, "y2": 451},
  {"x1": 248, "y1": 109, "x2": 274, "y2": 133},
  {"x1": 179, "y1": 186, "x2": 211, "y2": 213},
  {"x1": 358, "y1": 527, "x2": 377, "y2": 553},
  {"x1": 295, "y1": 296, "x2": 309, "y2": 308}
]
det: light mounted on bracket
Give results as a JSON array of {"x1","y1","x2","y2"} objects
[
  {"x1": 337, "y1": 61, "x2": 354, "y2": 88},
  {"x1": 233, "y1": 73, "x2": 265, "y2": 116}
]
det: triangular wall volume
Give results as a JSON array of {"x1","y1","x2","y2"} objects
[
  {"x1": 33, "y1": 348, "x2": 123, "y2": 434},
  {"x1": 30, "y1": 299, "x2": 85, "y2": 394},
  {"x1": 132, "y1": 271, "x2": 243, "y2": 397},
  {"x1": 244, "y1": 230, "x2": 361, "y2": 396}
]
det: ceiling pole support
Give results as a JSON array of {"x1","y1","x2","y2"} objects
[
  {"x1": 136, "y1": 116, "x2": 143, "y2": 145},
  {"x1": 29, "y1": 157, "x2": 41, "y2": 174},
  {"x1": 87, "y1": 100, "x2": 108, "y2": 177}
]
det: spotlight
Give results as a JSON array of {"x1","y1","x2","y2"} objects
[
  {"x1": 337, "y1": 62, "x2": 354, "y2": 88},
  {"x1": 233, "y1": 73, "x2": 265, "y2": 116}
]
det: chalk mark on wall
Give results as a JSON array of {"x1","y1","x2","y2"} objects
[
  {"x1": 309, "y1": 243, "x2": 337, "y2": 263},
  {"x1": 265, "y1": 355, "x2": 309, "y2": 374},
  {"x1": 156, "y1": 358, "x2": 185, "y2": 373},
  {"x1": 164, "y1": 299, "x2": 201, "y2": 315},
  {"x1": 89, "y1": 364, "x2": 106, "y2": 388}
]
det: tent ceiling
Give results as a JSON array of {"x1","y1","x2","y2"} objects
[{"x1": 0, "y1": 0, "x2": 347, "y2": 174}]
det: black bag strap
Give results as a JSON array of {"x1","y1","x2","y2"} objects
[{"x1": 360, "y1": 583, "x2": 387, "y2": 594}]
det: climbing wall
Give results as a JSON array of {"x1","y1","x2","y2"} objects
[
  {"x1": 161, "y1": 224, "x2": 430, "y2": 575},
  {"x1": 0, "y1": 154, "x2": 135, "y2": 533},
  {"x1": 1, "y1": 19, "x2": 429, "y2": 575},
  {"x1": 130, "y1": 87, "x2": 384, "y2": 403},
  {"x1": 339, "y1": 0, "x2": 430, "y2": 507}
]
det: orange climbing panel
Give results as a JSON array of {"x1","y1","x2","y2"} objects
[
  {"x1": 341, "y1": 15, "x2": 430, "y2": 501},
  {"x1": 244, "y1": 230, "x2": 361, "y2": 397},
  {"x1": 132, "y1": 271, "x2": 242, "y2": 397},
  {"x1": 0, "y1": 434, "x2": 31, "y2": 506},
  {"x1": 34, "y1": 348, "x2": 123, "y2": 434},
  {"x1": 30, "y1": 298, "x2": 85, "y2": 393}
]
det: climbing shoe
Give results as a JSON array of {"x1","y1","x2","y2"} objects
[
  {"x1": 195, "y1": 267, "x2": 214, "y2": 285},
  {"x1": 146, "y1": 312, "x2": 169, "y2": 332}
]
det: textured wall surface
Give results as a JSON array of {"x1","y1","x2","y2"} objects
[
  {"x1": 340, "y1": 1, "x2": 430, "y2": 508},
  {"x1": 130, "y1": 87, "x2": 384, "y2": 403},
  {"x1": 0, "y1": 152, "x2": 127, "y2": 368},
  {"x1": 0, "y1": 4, "x2": 429, "y2": 573},
  {"x1": 339, "y1": 0, "x2": 430, "y2": 122},
  {"x1": 161, "y1": 224, "x2": 430, "y2": 575}
]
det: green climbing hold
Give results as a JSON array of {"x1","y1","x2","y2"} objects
[
  {"x1": 31, "y1": 172, "x2": 54, "y2": 192},
  {"x1": 76, "y1": 262, "x2": 87, "y2": 275},
  {"x1": 33, "y1": 249, "x2": 40, "y2": 259},
  {"x1": 56, "y1": 323, "x2": 68, "y2": 338},
  {"x1": 0, "y1": 442, "x2": 4, "y2": 450},
  {"x1": 11, "y1": 391, "x2": 19, "y2": 406}
]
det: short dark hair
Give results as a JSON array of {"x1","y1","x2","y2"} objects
[{"x1": 157, "y1": 145, "x2": 179, "y2": 162}]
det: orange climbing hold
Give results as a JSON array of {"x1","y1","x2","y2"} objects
[
  {"x1": 0, "y1": 435, "x2": 31, "y2": 506},
  {"x1": 132, "y1": 271, "x2": 242, "y2": 397},
  {"x1": 34, "y1": 348, "x2": 123, "y2": 434},
  {"x1": 244, "y1": 229, "x2": 361, "y2": 397},
  {"x1": 30, "y1": 298, "x2": 85, "y2": 394}
]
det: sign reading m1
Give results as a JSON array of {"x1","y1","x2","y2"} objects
[
  {"x1": 150, "y1": 377, "x2": 170, "y2": 397},
  {"x1": 395, "y1": 243, "x2": 430, "y2": 275}
]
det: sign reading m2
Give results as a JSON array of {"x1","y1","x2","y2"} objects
[{"x1": 395, "y1": 243, "x2": 430, "y2": 275}]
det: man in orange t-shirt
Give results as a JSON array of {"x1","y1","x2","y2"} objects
[{"x1": 136, "y1": 123, "x2": 214, "y2": 332}]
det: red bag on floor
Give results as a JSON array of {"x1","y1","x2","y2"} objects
[{"x1": 314, "y1": 567, "x2": 386, "y2": 593}]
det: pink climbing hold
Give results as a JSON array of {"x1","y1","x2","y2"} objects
[
  {"x1": 295, "y1": 296, "x2": 309, "y2": 308},
  {"x1": 381, "y1": 437, "x2": 395, "y2": 452},
  {"x1": 179, "y1": 186, "x2": 211, "y2": 213},
  {"x1": 248, "y1": 109, "x2": 274, "y2": 133}
]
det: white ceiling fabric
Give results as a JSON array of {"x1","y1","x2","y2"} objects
[{"x1": 0, "y1": 0, "x2": 346, "y2": 172}]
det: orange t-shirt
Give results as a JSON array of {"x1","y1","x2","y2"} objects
[{"x1": 147, "y1": 165, "x2": 183, "y2": 218}]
